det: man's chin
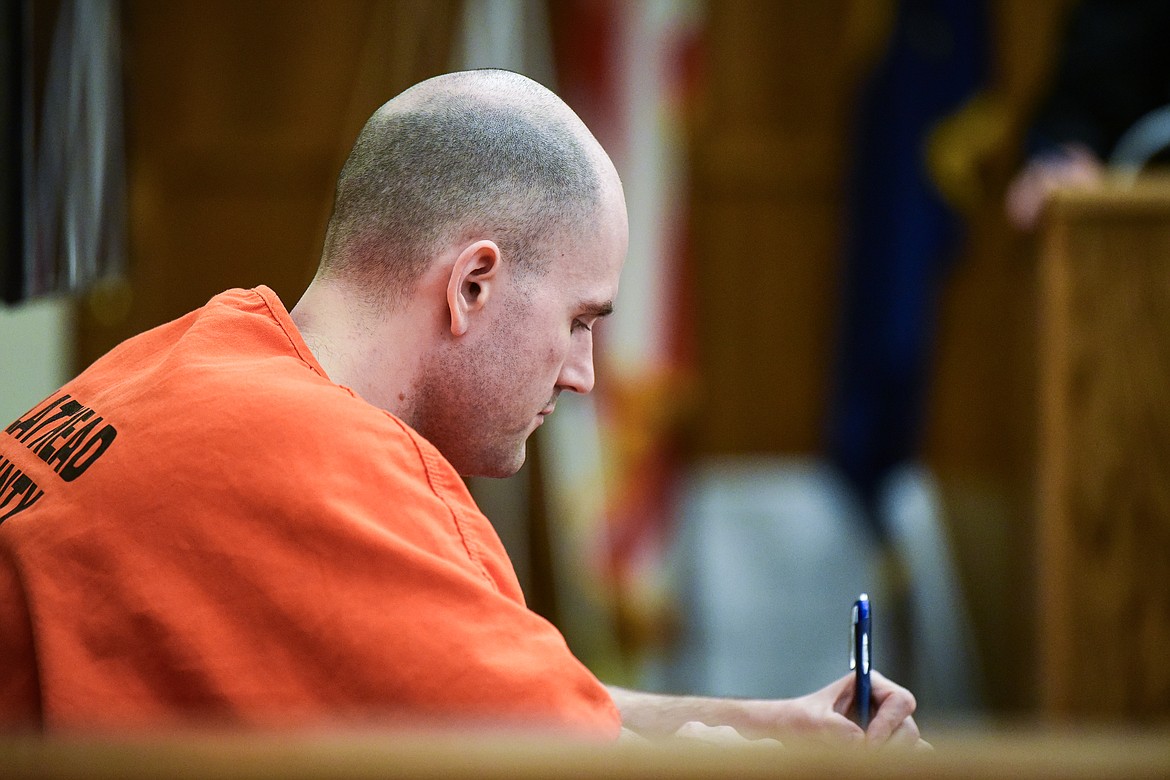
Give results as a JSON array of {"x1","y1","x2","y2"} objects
[{"x1": 457, "y1": 444, "x2": 527, "y2": 480}]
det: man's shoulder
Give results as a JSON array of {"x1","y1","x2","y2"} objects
[{"x1": 59, "y1": 286, "x2": 435, "y2": 484}]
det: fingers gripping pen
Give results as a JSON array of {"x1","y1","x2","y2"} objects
[{"x1": 851, "y1": 593, "x2": 872, "y2": 730}]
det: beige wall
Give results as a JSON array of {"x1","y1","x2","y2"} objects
[{"x1": 0, "y1": 298, "x2": 73, "y2": 426}]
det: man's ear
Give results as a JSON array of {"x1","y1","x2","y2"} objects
[{"x1": 447, "y1": 239, "x2": 501, "y2": 337}]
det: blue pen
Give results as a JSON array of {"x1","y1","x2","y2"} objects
[{"x1": 851, "y1": 593, "x2": 872, "y2": 730}]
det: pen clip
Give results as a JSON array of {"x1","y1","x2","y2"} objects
[
  {"x1": 849, "y1": 603, "x2": 858, "y2": 670},
  {"x1": 861, "y1": 630, "x2": 870, "y2": 673}
]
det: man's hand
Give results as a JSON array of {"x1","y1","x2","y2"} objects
[
  {"x1": 607, "y1": 671, "x2": 930, "y2": 750},
  {"x1": 775, "y1": 670, "x2": 927, "y2": 749},
  {"x1": 865, "y1": 670, "x2": 930, "y2": 749},
  {"x1": 1005, "y1": 143, "x2": 1103, "y2": 230}
]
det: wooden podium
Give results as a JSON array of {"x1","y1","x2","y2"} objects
[{"x1": 1038, "y1": 178, "x2": 1170, "y2": 721}]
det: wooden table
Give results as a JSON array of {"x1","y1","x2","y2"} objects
[{"x1": 3, "y1": 727, "x2": 1170, "y2": 779}]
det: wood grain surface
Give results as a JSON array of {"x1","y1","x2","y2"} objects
[{"x1": 1038, "y1": 180, "x2": 1170, "y2": 720}]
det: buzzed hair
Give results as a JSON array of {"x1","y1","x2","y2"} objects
[{"x1": 319, "y1": 70, "x2": 602, "y2": 299}]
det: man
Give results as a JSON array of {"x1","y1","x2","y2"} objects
[{"x1": 0, "y1": 70, "x2": 923, "y2": 746}]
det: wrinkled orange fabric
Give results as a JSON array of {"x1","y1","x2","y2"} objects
[{"x1": 0, "y1": 287, "x2": 619, "y2": 737}]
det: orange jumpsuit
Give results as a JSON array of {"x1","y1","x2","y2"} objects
[{"x1": 0, "y1": 286, "x2": 618, "y2": 737}]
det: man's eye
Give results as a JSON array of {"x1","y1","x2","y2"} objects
[{"x1": 572, "y1": 319, "x2": 593, "y2": 333}]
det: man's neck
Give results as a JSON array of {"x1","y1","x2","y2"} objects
[{"x1": 289, "y1": 276, "x2": 425, "y2": 419}]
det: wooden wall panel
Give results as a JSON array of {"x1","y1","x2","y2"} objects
[
  {"x1": 79, "y1": 1, "x2": 458, "y2": 369},
  {"x1": 692, "y1": 0, "x2": 861, "y2": 456}
]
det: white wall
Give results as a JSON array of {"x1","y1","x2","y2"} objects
[{"x1": 0, "y1": 297, "x2": 74, "y2": 426}]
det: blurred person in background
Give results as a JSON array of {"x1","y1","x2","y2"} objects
[
  {"x1": 1007, "y1": 0, "x2": 1170, "y2": 229},
  {"x1": 823, "y1": 0, "x2": 987, "y2": 715}
]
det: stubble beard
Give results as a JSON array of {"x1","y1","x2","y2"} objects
[{"x1": 409, "y1": 337, "x2": 533, "y2": 479}]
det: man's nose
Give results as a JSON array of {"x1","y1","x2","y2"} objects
[{"x1": 557, "y1": 335, "x2": 595, "y2": 394}]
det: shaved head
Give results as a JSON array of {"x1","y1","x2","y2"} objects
[
  {"x1": 320, "y1": 69, "x2": 605, "y2": 301},
  {"x1": 292, "y1": 70, "x2": 627, "y2": 479}
]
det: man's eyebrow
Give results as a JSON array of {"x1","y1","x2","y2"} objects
[{"x1": 580, "y1": 300, "x2": 615, "y2": 318}]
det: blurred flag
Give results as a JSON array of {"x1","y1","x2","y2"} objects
[
  {"x1": 453, "y1": 0, "x2": 704, "y2": 684},
  {"x1": 553, "y1": 0, "x2": 703, "y2": 678},
  {"x1": 827, "y1": 0, "x2": 989, "y2": 536}
]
